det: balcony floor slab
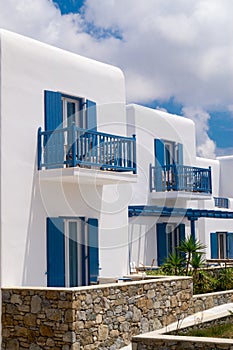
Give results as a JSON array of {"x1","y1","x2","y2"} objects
[
  {"x1": 39, "y1": 167, "x2": 137, "y2": 185},
  {"x1": 150, "y1": 191, "x2": 212, "y2": 201}
]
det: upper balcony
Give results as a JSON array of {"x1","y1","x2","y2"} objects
[
  {"x1": 149, "y1": 164, "x2": 212, "y2": 200},
  {"x1": 38, "y1": 125, "x2": 137, "y2": 185}
]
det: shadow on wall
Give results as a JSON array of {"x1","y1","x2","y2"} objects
[
  {"x1": 22, "y1": 160, "x2": 47, "y2": 286},
  {"x1": 129, "y1": 222, "x2": 157, "y2": 268}
]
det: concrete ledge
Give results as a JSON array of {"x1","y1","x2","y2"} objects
[{"x1": 132, "y1": 334, "x2": 233, "y2": 350}]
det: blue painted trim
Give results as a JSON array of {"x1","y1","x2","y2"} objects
[{"x1": 128, "y1": 205, "x2": 233, "y2": 219}]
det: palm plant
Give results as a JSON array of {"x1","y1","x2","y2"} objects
[
  {"x1": 161, "y1": 252, "x2": 185, "y2": 276},
  {"x1": 178, "y1": 236, "x2": 206, "y2": 276}
]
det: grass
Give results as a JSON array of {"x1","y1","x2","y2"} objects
[{"x1": 181, "y1": 323, "x2": 233, "y2": 339}]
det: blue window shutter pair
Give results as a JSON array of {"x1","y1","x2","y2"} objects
[
  {"x1": 210, "y1": 232, "x2": 233, "y2": 259},
  {"x1": 46, "y1": 217, "x2": 99, "y2": 287},
  {"x1": 44, "y1": 91, "x2": 97, "y2": 168},
  {"x1": 154, "y1": 140, "x2": 183, "y2": 167},
  {"x1": 44, "y1": 91, "x2": 97, "y2": 131}
]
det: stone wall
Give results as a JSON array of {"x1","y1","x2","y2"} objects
[
  {"x1": 193, "y1": 289, "x2": 233, "y2": 312},
  {"x1": 132, "y1": 335, "x2": 233, "y2": 350},
  {"x1": 1, "y1": 277, "x2": 193, "y2": 350}
]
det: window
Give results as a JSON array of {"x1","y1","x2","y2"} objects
[
  {"x1": 65, "y1": 219, "x2": 89, "y2": 287},
  {"x1": 62, "y1": 96, "x2": 86, "y2": 130},
  {"x1": 154, "y1": 139, "x2": 183, "y2": 191},
  {"x1": 166, "y1": 224, "x2": 183, "y2": 255},
  {"x1": 218, "y1": 233, "x2": 227, "y2": 259},
  {"x1": 44, "y1": 90, "x2": 97, "y2": 132},
  {"x1": 47, "y1": 217, "x2": 99, "y2": 287},
  {"x1": 210, "y1": 232, "x2": 233, "y2": 259}
]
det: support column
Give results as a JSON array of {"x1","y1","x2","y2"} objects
[{"x1": 188, "y1": 218, "x2": 198, "y2": 240}]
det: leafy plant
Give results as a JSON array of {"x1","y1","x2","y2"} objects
[
  {"x1": 178, "y1": 236, "x2": 206, "y2": 275},
  {"x1": 161, "y1": 252, "x2": 185, "y2": 276}
]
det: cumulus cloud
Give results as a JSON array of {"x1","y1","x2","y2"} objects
[
  {"x1": 182, "y1": 107, "x2": 216, "y2": 159},
  {"x1": 0, "y1": 0, "x2": 232, "y2": 156}
]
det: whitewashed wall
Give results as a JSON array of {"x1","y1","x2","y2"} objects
[{"x1": 218, "y1": 156, "x2": 233, "y2": 199}]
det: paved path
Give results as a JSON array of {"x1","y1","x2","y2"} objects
[{"x1": 120, "y1": 302, "x2": 233, "y2": 349}]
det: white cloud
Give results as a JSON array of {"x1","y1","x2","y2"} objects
[
  {"x1": 0, "y1": 0, "x2": 232, "y2": 157},
  {"x1": 182, "y1": 107, "x2": 216, "y2": 159}
]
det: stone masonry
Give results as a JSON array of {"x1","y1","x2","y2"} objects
[
  {"x1": 2, "y1": 276, "x2": 193, "y2": 350},
  {"x1": 193, "y1": 289, "x2": 233, "y2": 313}
]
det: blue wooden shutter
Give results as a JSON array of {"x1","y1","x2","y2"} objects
[
  {"x1": 88, "y1": 218, "x2": 99, "y2": 283},
  {"x1": 47, "y1": 217, "x2": 65, "y2": 287},
  {"x1": 157, "y1": 223, "x2": 167, "y2": 266},
  {"x1": 177, "y1": 143, "x2": 183, "y2": 165},
  {"x1": 227, "y1": 232, "x2": 233, "y2": 258},
  {"x1": 86, "y1": 100, "x2": 97, "y2": 131},
  {"x1": 210, "y1": 232, "x2": 218, "y2": 259},
  {"x1": 44, "y1": 91, "x2": 63, "y2": 131},
  {"x1": 44, "y1": 91, "x2": 64, "y2": 168},
  {"x1": 154, "y1": 139, "x2": 165, "y2": 191}
]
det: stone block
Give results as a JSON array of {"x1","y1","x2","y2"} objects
[{"x1": 31, "y1": 295, "x2": 42, "y2": 314}]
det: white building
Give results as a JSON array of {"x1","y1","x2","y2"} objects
[
  {"x1": 127, "y1": 105, "x2": 233, "y2": 268},
  {"x1": 0, "y1": 29, "x2": 232, "y2": 289}
]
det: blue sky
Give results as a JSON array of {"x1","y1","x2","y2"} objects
[{"x1": 0, "y1": 0, "x2": 232, "y2": 158}]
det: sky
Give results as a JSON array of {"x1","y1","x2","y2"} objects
[{"x1": 0, "y1": 0, "x2": 233, "y2": 159}]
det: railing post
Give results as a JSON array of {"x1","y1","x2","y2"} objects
[
  {"x1": 71, "y1": 123, "x2": 77, "y2": 168},
  {"x1": 132, "y1": 134, "x2": 137, "y2": 174},
  {"x1": 174, "y1": 164, "x2": 178, "y2": 191},
  {"x1": 37, "y1": 127, "x2": 42, "y2": 170},
  {"x1": 208, "y1": 166, "x2": 212, "y2": 194}
]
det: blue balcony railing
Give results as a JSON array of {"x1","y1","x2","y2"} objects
[
  {"x1": 214, "y1": 197, "x2": 229, "y2": 209},
  {"x1": 38, "y1": 125, "x2": 137, "y2": 173},
  {"x1": 150, "y1": 164, "x2": 212, "y2": 194}
]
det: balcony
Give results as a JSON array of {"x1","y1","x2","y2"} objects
[
  {"x1": 38, "y1": 125, "x2": 137, "y2": 185},
  {"x1": 149, "y1": 164, "x2": 212, "y2": 200},
  {"x1": 214, "y1": 197, "x2": 229, "y2": 209}
]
